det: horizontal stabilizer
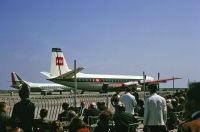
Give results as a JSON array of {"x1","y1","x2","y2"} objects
[
  {"x1": 40, "y1": 72, "x2": 52, "y2": 78},
  {"x1": 49, "y1": 67, "x2": 84, "y2": 79}
]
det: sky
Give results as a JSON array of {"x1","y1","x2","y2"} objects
[{"x1": 0, "y1": 0, "x2": 199, "y2": 90}]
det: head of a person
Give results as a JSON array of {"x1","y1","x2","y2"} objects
[
  {"x1": 19, "y1": 83, "x2": 30, "y2": 100},
  {"x1": 99, "y1": 110, "x2": 112, "y2": 124},
  {"x1": 0, "y1": 102, "x2": 8, "y2": 113},
  {"x1": 70, "y1": 117, "x2": 86, "y2": 131},
  {"x1": 185, "y1": 82, "x2": 200, "y2": 118},
  {"x1": 179, "y1": 96, "x2": 185, "y2": 105},
  {"x1": 111, "y1": 94, "x2": 120, "y2": 107},
  {"x1": 67, "y1": 110, "x2": 77, "y2": 121},
  {"x1": 125, "y1": 86, "x2": 131, "y2": 93},
  {"x1": 51, "y1": 120, "x2": 63, "y2": 132},
  {"x1": 80, "y1": 101, "x2": 86, "y2": 108},
  {"x1": 89, "y1": 102, "x2": 96, "y2": 109},
  {"x1": 40, "y1": 109, "x2": 48, "y2": 119},
  {"x1": 171, "y1": 99, "x2": 178, "y2": 107},
  {"x1": 62, "y1": 103, "x2": 69, "y2": 111},
  {"x1": 115, "y1": 103, "x2": 126, "y2": 113},
  {"x1": 97, "y1": 102, "x2": 107, "y2": 111},
  {"x1": 147, "y1": 84, "x2": 158, "y2": 94}
]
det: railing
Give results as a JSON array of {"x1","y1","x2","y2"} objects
[
  {"x1": 0, "y1": 94, "x2": 112, "y2": 120},
  {"x1": 0, "y1": 91, "x2": 173, "y2": 121}
]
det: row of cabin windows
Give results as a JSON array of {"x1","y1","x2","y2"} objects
[
  {"x1": 43, "y1": 86, "x2": 64, "y2": 88},
  {"x1": 76, "y1": 78, "x2": 133, "y2": 83}
]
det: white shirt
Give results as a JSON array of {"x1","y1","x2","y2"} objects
[
  {"x1": 120, "y1": 92, "x2": 137, "y2": 115},
  {"x1": 144, "y1": 93, "x2": 167, "y2": 126}
]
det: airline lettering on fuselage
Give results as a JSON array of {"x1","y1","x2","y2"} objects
[
  {"x1": 56, "y1": 57, "x2": 64, "y2": 66},
  {"x1": 95, "y1": 78, "x2": 100, "y2": 83}
]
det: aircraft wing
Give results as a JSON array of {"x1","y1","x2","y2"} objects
[
  {"x1": 143, "y1": 77, "x2": 182, "y2": 84},
  {"x1": 102, "y1": 77, "x2": 181, "y2": 88},
  {"x1": 107, "y1": 77, "x2": 181, "y2": 89},
  {"x1": 50, "y1": 67, "x2": 84, "y2": 79}
]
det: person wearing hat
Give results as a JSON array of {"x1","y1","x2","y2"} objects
[
  {"x1": 178, "y1": 82, "x2": 200, "y2": 132},
  {"x1": 11, "y1": 83, "x2": 35, "y2": 132},
  {"x1": 144, "y1": 84, "x2": 167, "y2": 132}
]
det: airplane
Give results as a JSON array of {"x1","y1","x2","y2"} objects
[
  {"x1": 41, "y1": 48, "x2": 181, "y2": 93},
  {"x1": 10, "y1": 72, "x2": 72, "y2": 95}
]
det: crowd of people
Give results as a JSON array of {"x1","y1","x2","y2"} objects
[{"x1": 1, "y1": 82, "x2": 200, "y2": 132}]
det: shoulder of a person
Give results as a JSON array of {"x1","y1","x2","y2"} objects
[
  {"x1": 144, "y1": 96, "x2": 150, "y2": 102},
  {"x1": 146, "y1": 94, "x2": 155, "y2": 99},
  {"x1": 152, "y1": 93, "x2": 163, "y2": 98},
  {"x1": 14, "y1": 101, "x2": 22, "y2": 107},
  {"x1": 120, "y1": 94, "x2": 126, "y2": 98},
  {"x1": 34, "y1": 119, "x2": 41, "y2": 124},
  {"x1": 0, "y1": 112, "x2": 9, "y2": 119},
  {"x1": 178, "y1": 119, "x2": 196, "y2": 130},
  {"x1": 157, "y1": 94, "x2": 166, "y2": 101}
]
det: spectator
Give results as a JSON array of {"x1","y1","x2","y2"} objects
[
  {"x1": 69, "y1": 117, "x2": 90, "y2": 132},
  {"x1": 11, "y1": 83, "x2": 35, "y2": 132},
  {"x1": 78, "y1": 101, "x2": 87, "y2": 117},
  {"x1": 67, "y1": 110, "x2": 77, "y2": 122},
  {"x1": 171, "y1": 99, "x2": 179, "y2": 112},
  {"x1": 132, "y1": 90, "x2": 139, "y2": 103},
  {"x1": 177, "y1": 96, "x2": 185, "y2": 112},
  {"x1": 166, "y1": 102, "x2": 176, "y2": 130},
  {"x1": 144, "y1": 84, "x2": 167, "y2": 132},
  {"x1": 94, "y1": 110, "x2": 112, "y2": 132},
  {"x1": 33, "y1": 109, "x2": 51, "y2": 132},
  {"x1": 178, "y1": 82, "x2": 200, "y2": 132},
  {"x1": 120, "y1": 86, "x2": 137, "y2": 115},
  {"x1": 111, "y1": 93, "x2": 120, "y2": 113},
  {"x1": 83, "y1": 102, "x2": 100, "y2": 125},
  {"x1": 97, "y1": 102, "x2": 107, "y2": 112},
  {"x1": 0, "y1": 102, "x2": 10, "y2": 132},
  {"x1": 51, "y1": 120, "x2": 63, "y2": 132},
  {"x1": 57, "y1": 103, "x2": 69, "y2": 121},
  {"x1": 111, "y1": 93, "x2": 120, "y2": 107},
  {"x1": 137, "y1": 99, "x2": 144, "y2": 117},
  {"x1": 113, "y1": 103, "x2": 138, "y2": 132}
]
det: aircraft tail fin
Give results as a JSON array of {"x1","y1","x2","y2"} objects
[
  {"x1": 11, "y1": 72, "x2": 24, "y2": 89},
  {"x1": 50, "y1": 48, "x2": 71, "y2": 77}
]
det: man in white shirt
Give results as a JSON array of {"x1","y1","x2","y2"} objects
[
  {"x1": 120, "y1": 86, "x2": 137, "y2": 115},
  {"x1": 144, "y1": 84, "x2": 167, "y2": 132}
]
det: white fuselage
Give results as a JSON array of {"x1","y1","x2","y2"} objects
[{"x1": 49, "y1": 73, "x2": 154, "y2": 92}]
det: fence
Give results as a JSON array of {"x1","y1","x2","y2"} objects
[
  {"x1": 0, "y1": 93, "x2": 112, "y2": 120},
  {"x1": 0, "y1": 91, "x2": 173, "y2": 121}
]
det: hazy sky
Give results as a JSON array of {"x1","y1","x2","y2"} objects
[{"x1": 0, "y1": 0, "x2": 199, "y2": 89}]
